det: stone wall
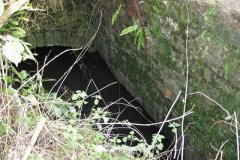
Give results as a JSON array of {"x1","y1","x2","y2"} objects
[
  {"x1": 28, "y1": 0, "x2": 91, "y2": 48},
  {"x1": 28, "y1": 0, "x2": 240, "y2": 159}
]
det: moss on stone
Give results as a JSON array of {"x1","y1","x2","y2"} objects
[{"x1": 30, "y1": 0, "x2": 240, "y2": 159}]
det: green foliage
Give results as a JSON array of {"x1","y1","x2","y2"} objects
[
  {"x1": 0, "y1": 1, "x2": 180, "y2": 159},
  {"x1": 120, "y1": 25, "x2": 139, "y2": 36},
  {"x1": 63, "y1": 125, "x2": 84, "y2": 149},
  {"x1": 0, "y1": 17, "x2": 35, "y2": 67},
  {"x1": 152, "y1": 134, "x2": 165, "y2": 151},
  {"x1": 91, "y1": 107, "x2": 109, "y2": 131},
  {"x1": 120, "y1": 24, "x2": 145, "y2": 50},
  {"x1": 168, "y1": 122, "x2": 180, "y2": 133},
  {"x1": 134, "y1": 27, "x2": 145, "y2": 50},
  {"x1": 112, "y1": 3, "x2": 146, "y2": 50},
  {"x1": 72, "y1": 90, "x2": 88, "y2": 109},
  {"x1": 92, "y1": 94, "x2": 102, "y2": 105},
  {"x1": 112, "y1": 4, "x2": 122, "y2": 25},
  {"x1": 203, "y1": 6, "x2": 217, "y2": 28}
]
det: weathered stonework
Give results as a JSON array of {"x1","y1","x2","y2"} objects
[{"x1": 28, "y1": 0, "x2": 240, "y2": 159}]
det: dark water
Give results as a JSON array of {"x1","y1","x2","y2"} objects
[{"x1": 19, "y1": 46, "x2": 170, "y2": 148}]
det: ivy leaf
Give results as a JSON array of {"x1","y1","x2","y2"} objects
[
  {"x1": 120, "y1": 25, "x2": 139, "y2": 36},
  {"x1": 2, "y1": 41, "x2": 24, "y2": 66},
  {"x1": 0, "y1": 0, "x2": 4, "y2": 17}
]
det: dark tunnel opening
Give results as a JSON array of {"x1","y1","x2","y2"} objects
[{"x1": 18, "y1": 46, "x2": 174, "y2": 157}]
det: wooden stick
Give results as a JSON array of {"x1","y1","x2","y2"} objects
[{"x1": 22, "y1": 117, "x2": 46, "y2": 160}]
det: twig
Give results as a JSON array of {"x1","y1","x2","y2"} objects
[
  {"x1": 45, "y1": 11, "x2": 103, "y2": 114},
  {"x1": 214, "y1": 140, "x2": 228, "y2": 160},
  {"x1": 94, "y1": 109, "x2": 193, "y2": 127},
  {"x1": 188, "y1": 92, "x2": 231, "y2": 119},
  {"x1": 235, "y1": 112, "x2": 239, "y2": 160},
  {"x1": 181, "y1": 0, "x2": 190, "y2": 159},
  {"x1": 145, "y1": 91, "x2": 181, "y2": 158},
  {"x1": 22, "y1": 117, "x2": 46, "y2": 160}
]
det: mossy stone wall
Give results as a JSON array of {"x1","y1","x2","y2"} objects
[{"x1": 28, "y1": 0, "x2": 240, "y2": 159}]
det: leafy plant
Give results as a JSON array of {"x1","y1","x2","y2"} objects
[
  {"x1": 63, "y1": 125, "x2": 84, "y2": 149},
  {"x1": 72, "y1": 90, "x2": 88, "y2": 109},
  {"x1": 111, "y1": 2, "x2": 146, "y2": 50},
  {"x1": 168, "y1": 122, "x2": 180, "y2": 133},
  {"x1": 92, "y1": 94, "x2": 102, "y2": 106},
  {"x1": 152, "y1": 134, "x2": 165, "y2": 151},
  {"x1": 120, "y1": 24, "x2": 145, "y2": 50}
]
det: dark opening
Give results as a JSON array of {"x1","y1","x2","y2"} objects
[{"x1": 19, "y1": 46, "x2": 172, "y2": 153}]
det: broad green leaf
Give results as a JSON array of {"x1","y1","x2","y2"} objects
[
  {"x1": 156, "y1": 143, "x2": 164, "y2": 151},
  {"x1": 8, "y1": 20, "x2": 19, "y2": 26},
  {"x1": 112, "y1": 4, "x2": 122, "y2": 25},
  {"x1": 6, "y1": 76, "x2": 13, "y2": 84},
  {"x1": 0, "y1": 27, "x2": 9, "y2": 32},
  {"x1": 0, "y1": 0, "x2": 4, "y2": 17},
  {"x1": 72, "y1": 94, "x2": 79, "y2": 100},
  {"x1": 10, "y1": 65, "x2": 21, "y2": 80},
  {"x1": 12, "y1": 27, "x2": 26, "y2": 38},
  {"x1": 18, "y1": 17, "x2": 29, "y2": 22},
  {"x1": 22, "y1": 41, "x2": 36, "y2": 61},
  {"x1": 2, "y1": 41, "x2": 24, "y2": 66},
  {"x1": 120, "y1": 25, "x2": 139, "y2": 36}
]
